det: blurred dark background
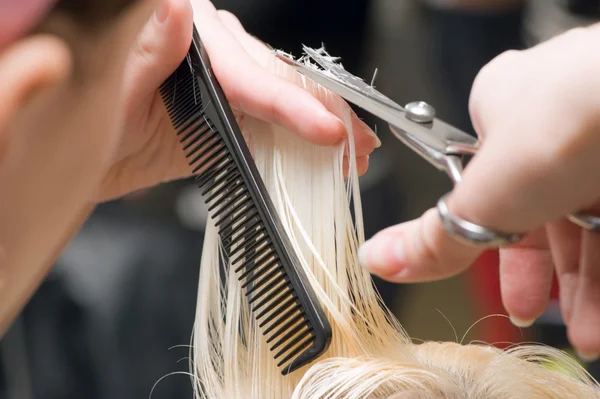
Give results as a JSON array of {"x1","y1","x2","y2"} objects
[{"x1": 2, "y1": 0, "x2": 599, "y2": 398}]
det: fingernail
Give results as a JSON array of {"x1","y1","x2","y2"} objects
[
  {"x1": 364, "y1": 127, "x2": 381, "y2": 148},
  {"x1": 559, "y1": 273, "x2": 577, "y2": 324},
  {"x1": 577, "y1": 351, "x2": 600, "y2": 363},
  {"x1": 330, "y1": 115, "x2": 347, "y2": 142},
  {"x1": 358, "y1": 236, "x2": 405, "y2": 275},
  {"x1": 353, "y1": 115, "x2": 381, "y2": 148},
  {"x1": 358, "y1": 244, "x2": 370, "y2": 268},
  {"x1": 509, "y1": 315, "x2": 536, "y2": 328},
  {"x1": 154, "y1": 0, "x2": 169, "y2": 23}
]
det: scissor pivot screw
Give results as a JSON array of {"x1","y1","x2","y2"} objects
[{"x1": 405, "y1": 101, "x2": 436, "y2": 124}]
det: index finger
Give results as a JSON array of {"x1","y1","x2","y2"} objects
[
  {"x1": 0, "y1": 0, "x2": 57, "y2": 49},
  {"x1": 215, "y1": 10, "x2": 380, "y2": 155},
  {"x1": 191, "y1": 0, "x2": 346, "y2": 146}
]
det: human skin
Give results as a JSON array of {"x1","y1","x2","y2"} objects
[
  {"x1": 0, "y1": 0, "x2": 378, "y2": 336},
  {"x1": 359, "y1": 23, "x2": 600, "y2": 361}
]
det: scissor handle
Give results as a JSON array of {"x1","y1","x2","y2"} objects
[
  {"x1": 569, "y1": 213, "x2": 600, "y2": 232},
  {"x1": 438, "y1": 146, "x2": 600, "y2": 245},
  {"x1": 443, "y1": 155, "x2": 465, "y2": 185},
  {"x1": 437, "y1": 192, "x2": 526, "y2": 247},
  {"x1": 438, "y1": 190, "x2": 600, "y2": 249}
]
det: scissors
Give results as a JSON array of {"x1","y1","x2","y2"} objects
[{"x1": 275, "y1": 47, "x2": 600, "y2": 247}]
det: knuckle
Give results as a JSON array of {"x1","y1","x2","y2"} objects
[
  {"x1": 418, "y1": 209, "x2": 479, "y2": 279},
  {"x1": 490, "y1": 49, "x2": 521, "y2": 70},
  {"x1": 217, "y1": 10, "x2": 242, "y2": 28},
  {"x1": 475, "y1": 49, "x2": 520, "y2": 85},
  {"x1": 416, "y1": 210, "x2": 446, "y2": 275},
  {"x1": 469, "y1": 49, "x2": 525, "y2": 138},
  {"x1": 133, "y1": 34, "x2": 156, "y2": 66},
  {"x1": 268, "y1": 84, "x2": 289, "y2": 124},
  {"x1": 221, "y1": 82, "x2": 240, "y2": 106},
  {"x1": 562, "y1": 26, "x2": 588, "y2": 40},
  {"x1": 497, "y1": 49, "x2": 521, "y2": 60},
  {"x1": 212, "y1": 63, "x2": 239, "y2": 104}
]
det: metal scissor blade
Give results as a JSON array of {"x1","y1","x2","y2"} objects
[
  {"x1": 389, "y1": 124, "x2": 447, "y2": 170},
  {"x1": 275, "y1": 50, "x2": 479, "y2": 166},
  {"x1": 301, "y1": 46, "x2": 404, "y2": 112},
  {"x1": 277, "y1": 57, "x2": 445, "y2": 152}
]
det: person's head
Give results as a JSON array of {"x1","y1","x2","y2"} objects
[
  {"x1": 0, "y1": 0, "x2": 157, "y2": 332},
  {"x1": 293, "y1": 342, "x2": 600, "y2": 398}
]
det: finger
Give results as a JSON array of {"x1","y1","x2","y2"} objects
[
  {"x1": 216, "y1": 9, "x2": 380, "y2": 153},
  {"x1": 342, "y1": 156, "x2": 369, "y2": 178},
  {"x1": 447, "y1": 135, "x2": 548, "y2": 234},
  {"x1": 193, "y1": 2, "x2": 345, "y2": 146},
  {"x1": 547, "y1": 218, "x2": 582, "y2": 324},
  {"x1": 0, "y1": 0, "x2": 56, "y2": 49},
  {"x1": 357, "y1": 156, "x2": 369, "y2": 176},
  {"x1": 347, "y1": 114, "x2": 380, "y2": 156},
  {"x1": 125, "y1": 0, "x2": 194, "y2": 101},
  {"x1": 216, "y1": 10, "x2": 268, "y2": 64},
  {"x1": 359, "y1": 208, "x2": 483, "y2": 282},
  {"x1": 498, "y1": 228, "x2": 554, "y2": 327},
  {"x1": 0, "y1": 36, "x2": 71, "y2": 131},
  {"x1": 569, "y1": 228, "x2": 600, "y2": 361},
  {"x1": 455, "y1": 58, "x2": 600, "y2": 235}
]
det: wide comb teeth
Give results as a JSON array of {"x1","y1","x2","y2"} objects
[{"x1": 159, "y1": 40, "x2": 331, "y2": 374}]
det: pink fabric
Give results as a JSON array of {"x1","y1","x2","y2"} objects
[{"x1": 0, "y1": 0, "x2": 58, "y2": 49}]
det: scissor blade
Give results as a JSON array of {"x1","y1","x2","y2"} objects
[
  {"x1": 276, "y1": 50, "x2": 404, "y2": 113},
  {"x1": 301, "y1": 47, "x2": 404, "y2": 112},
  {"x1": 285, "y1": 64, "x2": 448, "y2": 152},
  {"x1": 276, "y1": 51, "x2": 478, "y2": 156}
]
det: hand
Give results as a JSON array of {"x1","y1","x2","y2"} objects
[
  {"x1": 0, "y1": 0, "x2": 56, "y2": 49},
  {"x1": 98, "y1": 0, "x2": 379, "y2": 201},
  {"x1": 359, "y1": 24, "x2": 600, "y2": 360}
]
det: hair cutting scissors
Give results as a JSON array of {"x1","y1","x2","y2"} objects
[{"x1": 276, "y1": 47, "x2": 600, "y2": 246}]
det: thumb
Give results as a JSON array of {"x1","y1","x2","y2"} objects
[
  {"x1": 0, "y1": 0, "x2": 57, "y2": 49},
  {"x1": 357, "y1": 132, "x2": 544, "y2": 282},
  {"x1": 357, "y1": 136, "x2": 553, "y2": 283},
  {"x1": 359, "y1": 208, "x2": 483, "y2": 283},
  {"x1": 124, "y1": 0, "x2": 193, "y2": 102},
  {"x1": 357, "y1": 123, "x2": 573, "y2": 283}
]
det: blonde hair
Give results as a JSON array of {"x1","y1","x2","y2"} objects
[{"x1": 190, "y1": 54, "x2": 600, "y2": 399}]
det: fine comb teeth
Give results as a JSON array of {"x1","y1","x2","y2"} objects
[{"x1": 159, "y1": 27, "x2": 332, "y2": 375}]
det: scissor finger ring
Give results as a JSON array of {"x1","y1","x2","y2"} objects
[
  {"x1": 437, "y1": 193, "x2": 526, "y2": 247},
  {"x1": 568, "y1": 213, "x2": 600, "y2": 232}
]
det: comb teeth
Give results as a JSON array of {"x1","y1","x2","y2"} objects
[{"x1": 159, "y1": 30, "x2": 331, "y2": 375}]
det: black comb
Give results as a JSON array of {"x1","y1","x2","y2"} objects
[{"x1": 159, "y1": 26, "x2": 332, "y2": 375}]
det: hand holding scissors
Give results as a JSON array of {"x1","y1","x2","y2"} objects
[{"x1": 277, "y1": 25, "x2": 600, "y2": 361}]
